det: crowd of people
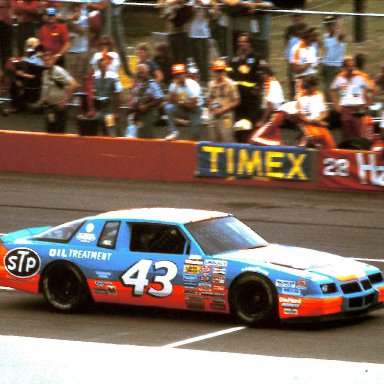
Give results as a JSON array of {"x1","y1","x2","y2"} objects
[{"x1": 0, "y1": 0, "x2": 383, "y2": 150}]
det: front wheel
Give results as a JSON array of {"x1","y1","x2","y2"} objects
[
  {"x1": 229, "y1": 274, "x2": 278, "y2": 327},
  {"x1": 42, "y1": 262, "x2": 91, "y2": 313}
]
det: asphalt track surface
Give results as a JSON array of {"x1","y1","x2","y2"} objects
[{"x1": 0, "y1": 172, "x2": 383, "y2": 382}]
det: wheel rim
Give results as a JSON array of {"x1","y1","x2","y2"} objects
[
  {"x1": 47, "y1": 267, "x2": 81, "y2": 305},
  {"x1": 235, "y1": 281, "x2": 270, "y2": 320}
]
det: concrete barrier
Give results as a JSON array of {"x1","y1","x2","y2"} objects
[{"x1": 1, "y1": 130, "x2": 382, "y2": 192}]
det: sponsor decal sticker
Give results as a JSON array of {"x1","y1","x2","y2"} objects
[
  {"x1": 199, "y1": 275, "x2": 211, "y2": 283},
  {"x1": 276, "y1": 279, "x2": 296, "y2": 288},
  {"x1": 212, "y1": 276, "x2": 225, "y2": 284},
  {"x1": 213, "y1": 266, "x2": 226, "y2": 275},
  {"x1": 204, "y1": 260, "x2": 228, "y2": 267},
  {"x1": 200, "y1": 265, "x2": 212, "y2": 274},
  {"x1": 4, "y1": 248, "x2": 41, "y2": 278},
  {"x1": 183, "y1": 264, "x2": 200, "y2": 274},
  {"x1": 49, "y1": 248, "x2": 112, "y2": 261}
]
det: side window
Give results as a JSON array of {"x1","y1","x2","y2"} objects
[
  {"x1": 34, "y1": 219, "x2": 85, "y2": 243},
  {"x1": 129, "y1": 223, "x2": 187, "y2": 254},
  {"x1": 98, "y1": 221, "x2": 121, "y2": 249}
]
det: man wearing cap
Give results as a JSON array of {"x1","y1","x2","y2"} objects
[
  {"x1": 38, "y1": 7, "x2": 71, "y2": 67},
  {"x1": 206, "y1": 59, "x2": 240, "y2": 142},
  {"x1": 321, "y1": 15, "x2": 346, "y2": 100},
  {"x1": 164, "y1": 63, "x2": 203, "y2": 140}
]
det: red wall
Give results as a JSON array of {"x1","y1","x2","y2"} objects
[{"x1": 0, "y1": 131, "x2": 196, "y2": 181}]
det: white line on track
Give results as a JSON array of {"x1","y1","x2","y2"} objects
[{"x1": 162, "y1": 326, "x2": 245, "y2": 348}]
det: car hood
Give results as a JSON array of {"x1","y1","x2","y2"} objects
[{"x1": 218, "y1": 244, "x2": 370, "y2": 281}]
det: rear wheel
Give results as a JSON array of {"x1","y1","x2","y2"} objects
[
  {"x1": 42, "y1": 262, "x2": 91, "y2": 313},
  {"x1": 229, "y1": 274, "x2": 277, "y2": 327}
]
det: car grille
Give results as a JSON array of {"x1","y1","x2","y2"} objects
[
  {"x1": 341, "y1": 282, "x2": 361, "y2": 294},
  {"x1": 349, "y1": 293, "x2": 375, "y2": 309},
  {"x1": 368, "y1": 272, "x2": 383, "y2": 285}
]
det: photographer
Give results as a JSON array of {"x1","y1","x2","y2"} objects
[{"x1": 33, "y1": 50, "x2": 77, "y2": 134}]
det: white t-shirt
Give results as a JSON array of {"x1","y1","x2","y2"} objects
[
  {"x1": 90, "y1": 51, "x2": 121, "y2": 75},
  {"x1": 290, "y1": 40, "x2": 318, "y2": 79},
  {"x1": 331, "y1": 72, "x2": 369, "y2": 106},
  {"x1": 169, "y1": 78, "x2": 203, "y2": 106},
  {"x1": 296, "y1": 91, "x2": 327, "y2": 120},
  {"x1": 262, "y1": 77, "x2": 284, "y2": 110}
]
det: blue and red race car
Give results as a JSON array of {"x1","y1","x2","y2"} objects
[{"x1": 1, "y1": 208, "x2": 383, "y2": 326}]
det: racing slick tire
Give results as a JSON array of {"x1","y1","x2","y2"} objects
[
  {"x1": 229, "y1": 274, "x2": 278, "y2": 327},
  {"x1": 42, "y1": 262, "x2": 91, "y2": 313}
]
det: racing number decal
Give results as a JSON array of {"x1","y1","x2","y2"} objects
[
  {"x1": 323, "y1": 157, "x2": 350, "y2": 177},
  {"x1": 120, "y1": 259, "x2": 177, "y2": 298}
]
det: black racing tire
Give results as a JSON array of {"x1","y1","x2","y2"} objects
[
  {"x1": 42, "y1": 262, "x2": 91, "y2": 313},
  {"x1": 229, "y1": 274, "x2": 278, "y2": 327}
]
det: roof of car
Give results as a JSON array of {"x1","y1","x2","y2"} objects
[{"x1": 95, "y1": 208, "x2": 230, "y2": 225}]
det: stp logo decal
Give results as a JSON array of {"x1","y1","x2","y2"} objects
[{"x1": 4, "y1": 248, "x2": 41, "y2": 278}]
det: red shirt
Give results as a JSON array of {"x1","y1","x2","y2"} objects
[
  {"x1": 39, "y1": 21, "x2": 70, "y2": 54},
  {"x1": 0, "y1": 0, "x2": 12, "y2": 24},
  {"x1": 13, "y1": 0, "x2": 39, "y2": 24}
]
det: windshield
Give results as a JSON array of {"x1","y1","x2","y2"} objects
[{"x1": 185, "y1": 216, "x2": 267, "y2": 255}]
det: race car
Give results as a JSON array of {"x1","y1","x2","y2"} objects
[{"x1": 0, "y1": 208, "x2": 383, "y2": 326}]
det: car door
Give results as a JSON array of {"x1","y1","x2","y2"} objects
[{"x1": 118, "y1": 222, "x2": 190, "y2": 309}]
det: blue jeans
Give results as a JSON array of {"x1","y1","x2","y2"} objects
[{"x1": 165, "y1": 103, "x2": 202, "y2": 140}]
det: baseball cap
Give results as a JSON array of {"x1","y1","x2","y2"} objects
[{"x1": 46, "y1": 7, "x2": 57, "y2": 16}]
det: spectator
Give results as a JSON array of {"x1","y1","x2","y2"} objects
[
  {"x1": 106, "y1": 0, "x2": 131, "y2": 77},
  {"x1": 90, "y1": 35, "x2": 121, "y2": 75},
  {"x1": 164, "y1": 63, "x2": 203, "y2": 140},
  {"x1": 127, "y1": 63, "x2": 165, "y2": 139},
  {"x1": 330, "y1": 56, "x2": 376, "y2": 141},
  {"x1": 38, "y1": 7, "x2": 70, "y2": 67},
  {"x1": 86, "y1": 0, "x2": 105, "y2": 47},
  {"x1": 294, "y1": 75, "x2": 336, "y2": 148},
  {"x1": 34, "y1": 50, "x2": 77, "y2": 134},
  {"x1": 65, "y1": 3, "x2": 89, "y2": 86},
  {"x1": 249, "y1": 64, "x2": 284, "y2": 145},
  {"x1": 284, "y1": 12, "x2": 307, "y2": 98},
  {"x1": 290, "y1": 26, "x2": 319, "y2": 96},
  {"x1": 188, "y1": 0, "x2": 215, "y2": 85},
  {"x1": 6, "y1": 37, "x2": 44, "y2": 113},
  {"x1": 0, "y1": 0, "x2": 13, "y2": 81},
  {"x1": 158, "y1": 0, "x2": 192, "y2": 65},
  {"x1": 321, "y1": 15, "x2": 346, "y2": 100},
  {"x1": 83, "y1": 56, "x2": 123, "y2": 136},
  {"x1": 153, "y1": 42, "x2": 173, "y2": 88},
  {"x1": 228, "y1": 32, "x2": 263, "y2": 125},
  {"x1": 249, "y1": 65, "x2": 285, "y2": 146},
  {"x1": 136, "y1": 42, "x2": 164, "y2": 84},
  {"x1": 218, "y1": 0, "x2": 273, "y2": 56},
  {"x1": 206, "y1": 59, "x2": 240, "y2": 142},
  {"x1": 13, "y1": 0, "x2": 40, "y2": 56}
]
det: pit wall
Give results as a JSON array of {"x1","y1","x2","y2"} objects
[{"x1": 0, "y1": 130, "x2": 382, "y2": 192}]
